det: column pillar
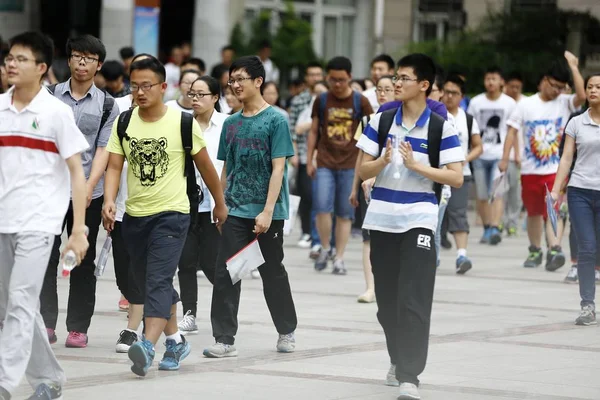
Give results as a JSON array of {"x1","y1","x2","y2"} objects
[
  {"x1": 192, "y1": 0, "x2": 233, "y2": 72},
  {"x1": 101, "y1": 0, "x2": 135, "y2": 59}
]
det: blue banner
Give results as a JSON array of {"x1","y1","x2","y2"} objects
[{"x1": 133, "y1": 6, "x2": 160, "y2": 57}]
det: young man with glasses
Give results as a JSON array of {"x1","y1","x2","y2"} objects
[
  {"x1": 39, "y1": 34, "x2": 120, "y2": 349},
  {"x1": 499, "y1": 52, "x2": 585, "y2": 270},
  {"x1": 103, "y1": 57, "x2": 227, "y2": 376},
  {"x1": 0, "y1": 31, "x2": 90, "y2": 400},
  {"x1": 203, "y1": 56, "x2": 298, "y2": 358},
  {"x1": 362, "y1": 54, "x2": 395, "y2": 112},
  {"x1": 307, "y1": 56, "x2": 373, "y2": 275}
]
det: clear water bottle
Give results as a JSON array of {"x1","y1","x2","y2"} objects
[
  {"x1": 61, "y1": 226, "x2": 89, "y2": 277},
  {"x1": 94, "y1": 235, "x2": 112, "y2": 277}
]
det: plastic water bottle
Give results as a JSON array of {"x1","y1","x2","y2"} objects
[
  {"x1": 61, "y1": 226, "x2": 89, "y2": 277},
  {"x1": 94, "y1": 236, "x2": 112, "y2": 277}
]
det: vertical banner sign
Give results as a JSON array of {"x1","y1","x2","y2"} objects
[{"x1": 133, "y1": 6, "x2": 160, "y2": 57}]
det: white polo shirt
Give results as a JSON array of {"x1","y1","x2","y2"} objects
[{"x1": 0, "y1": 86, "x2": 89, "y2": 235}]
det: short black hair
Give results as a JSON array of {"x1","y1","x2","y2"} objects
[
  {"x1": 100, "y1": 60, "x2": 124, "y2": 81},
  {"x1": 396, "y1": 53, "x2": 436, "y2": 96},
  {"x1": 305, "y1": 61, "x2": 323, "y2": 73},
  {"x1": 259, "y1": 40, "x2": 272, "y2": 50},
  {"x1": 119, "y1": 46, "x2": 135, "y2": 60},
  {"x1": 433, "y1": 64, "x2": 445, "y2": 91},
  {"x1": 131, "y1": 53, "x2": 156, "y2": 64},
  {"x1": 222, "y1": 45, "x2": 235, "y2": 53},
  {"x1": 545, "y1": 60, "x2": 570, "y2": 84},
  {"x1": 130, "y1": 57, "x2": 166, "y2": 82},
  {"x1": 484, "y1": 66, "x2": 503, "y2": 79},
  {"x1": 179, "y1": 68, "x2": 201, "y2": 84},
  {"x1": 66, "y1": 34, "x2": 106, "y2": 63},
  {"x1": 351, "y1": 79, "x2": 366, "y2": 91},
  {"x1": 181, "y1": 57, "x2": 206, "y2": 72},
  {"x1": 326, "y1": 56, "x2": 352, "y2": 74},
  {"x1": 505, "y1": 71, "x2": 523, "y2": 83},
  {"x1": 9, "y1": 31, "x2": 54, "y2": 70},
  {"x1": 229, "y1": 55, "x2": 265, "y2": 83},
  {"x1": 371, "y1": 54, "x2": 394, "y2": 71},
  {"x1": 376, "y1": 75, "x2": 395, "y2": 85},
  {"x1": 444, "y1": 74, "x2": 466, "y2": 94}
]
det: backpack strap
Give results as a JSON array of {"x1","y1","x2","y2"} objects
[
  {"x1": 317, "y1": 92, "x2": 328, "y2": 125},
  {"x1": 427, "y1": 112, "x2": 446, "y2": 203},
  {"x1": 180, "y1": 112, "x2": 203, "y2": 215},
  {"x1": 352, "y1": 91, "x2": 363, "y2": 121},
  {"x1": 377, "y1": 108, "x2": 397, "y2": 154},
  {"x1": 359, "y1": 114, "x2": 371, "y2": 135},
  {"x1": 116, "y1": 108, "x2": 134, "y2": 149},
  {"x1": 466, "y1": 112, "x2": 473, "y2": 151},
  {"x1": 98, "y1": 91, "x2": 115, "y2": 134},
  {"x1": 46, "y1": 83, "x2": 57, "y2": 95}
]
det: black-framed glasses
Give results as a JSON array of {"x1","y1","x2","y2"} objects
[
  {"x1": 444, "y1": 89, "x2": 461, "y2": 97},
  {"x1": 376, "y1": 87, "x2": 394, "y2": 94},
  {"x1": 70, "y1": 54, "x2": 99, "y2": 64},
  {"x1": 3, "y1": 55, "x2": 39, "y2": 65},
  {"x1": 392, "y1": 75, "x2": 418, "y2": 84},
  {"x1": 227, "y1": 77, "x2": 252, "y2": 86},
  {"x1": 187, "y1": 92, "x2": 212, "y2": 100},
  {"x1": 130, "y1": 82, "x2": 161, "y2": 92},
  {"x1": 545, "y1": 77, "x2": 566, "y2": 91}
]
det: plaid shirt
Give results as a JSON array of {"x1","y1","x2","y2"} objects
[{"x1": 289, "y1": 89, "x2": 312, "y2": 164}]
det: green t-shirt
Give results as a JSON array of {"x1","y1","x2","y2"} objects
[{"x1": 217, "y1": 106, "x2": 294, "y2": 220}]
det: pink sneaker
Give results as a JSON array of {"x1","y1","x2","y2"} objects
[
  {"x1": 47, "y1": 328, "x2": 57, "y2": 344},
  {"x1": 65, "y1": 331, "x2": 88, "y2": 348}
]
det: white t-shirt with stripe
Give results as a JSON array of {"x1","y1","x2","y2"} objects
[{"x1": 356, "y1": 106, "x2": 464, "y2": 234}]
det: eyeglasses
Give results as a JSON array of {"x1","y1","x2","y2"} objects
[
  {"x1": 227, "y1": 77, "x2": 252, "y2": 86},
  {"x1": 546, "y1": 78, "x2": 566, "y2": 91},
  {"x1": 376, "y1": 87, "x2": 394, "y2": 94},
  {"x1": 187, "y1": 92, "x2": 212, "y2": 100},
  {"x1": 70, "y1": 54, "x2": 99, "y2": 64},
  {"x1": 130, "y1": 82, "x2": 161, "y2": 92},
  {"x1": 392, "y1": 75, "x2": 418, "y2": 84},
  {"x1": 444, "y1": 90, "x2": 461, "y2": 97},
  {"x1": 180, "y1": 80, "x2": 195, "y2": 87},
  {"x1": 327, "y1": 77, "x2": 349, "y2": 85},
  {"x1": 4, "y1": 55, "x2": 39, "y2": 65}
]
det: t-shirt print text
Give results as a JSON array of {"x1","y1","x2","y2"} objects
[
  {"x1": 417, "y1": 234, "x2": 432, "y2": 250},
  {"x1": 327, "y1": 107, "x2": 354, "y2": 142},
  {"x1": 128, "y1": 137, "x2": 169, "y2": 186}
]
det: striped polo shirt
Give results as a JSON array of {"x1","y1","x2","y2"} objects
[{"x1": 356, "y1": 106, "x2": 464, "y2": 234}]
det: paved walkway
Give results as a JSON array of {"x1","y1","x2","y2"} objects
[{"x1": 13, "y1": 216, "x2": 600, "y2": 399}]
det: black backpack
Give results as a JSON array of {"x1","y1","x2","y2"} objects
[
  {"x1": 376, "y1": 108, "x2": 446, "y2": 203},
  {"x1": 116, "y1": 109, "x2": 203, "y2": 225},
  {"x1": 466, "y1": 112, "x2": 474, "y2": 174},
  {"x1": 47, "y1": 84, "x2": 115, "y2": 138}
]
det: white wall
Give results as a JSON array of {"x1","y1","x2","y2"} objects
[{"x1": 100, "y1": 0, "x2": 134, "y2": 61}]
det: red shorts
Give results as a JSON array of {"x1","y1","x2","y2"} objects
[{"x1": 521, "y1": 174, "x2": 556, "y2": 218}]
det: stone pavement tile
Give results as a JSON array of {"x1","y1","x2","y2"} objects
[{"x1": 494, "y1": 326, "x2": 600, "y2": 349}]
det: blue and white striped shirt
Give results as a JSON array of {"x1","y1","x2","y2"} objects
[{"x1": 356, "y1": 107, "x2": 464, "y2": 234}]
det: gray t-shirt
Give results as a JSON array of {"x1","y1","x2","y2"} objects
[
  {"x1": 52, "y1": 80, "x2": 119, "y2": 199},
  {"x1": 566, "y1": 109, "x2": 600, "y2": 191}
]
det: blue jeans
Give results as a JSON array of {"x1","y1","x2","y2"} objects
[
  {"x1": 313, "y1": 167, "x2": 355, "y2": 219},
  {"x1": 435, "y1": 201, "x2": 448, "y2": 267},
  {"x1": 472, "y1": 158, "x2": 499, "y2": 200},
  {"x1": 568, "y1": 187, "x2": 600, "y2": 307}
]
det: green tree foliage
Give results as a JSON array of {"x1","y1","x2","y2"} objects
[{"x1": 229, "y1": 23, "x2": 248, "y2": 57}]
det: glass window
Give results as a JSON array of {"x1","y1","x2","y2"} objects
[
  {"x1": 341, "y1": 16, "x2": 354, "y2": 59},
  {"x1": 324, "y1": 0, "x2": 356, "y2": 5},
  {"x1": 323, "y1": 16, "x2": 338, "y2": 61}
]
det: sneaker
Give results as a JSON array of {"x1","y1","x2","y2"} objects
[
  {"x1": 314, "y1": 248, "x2": 329, "y2": 271},
  {"x1": 575, "y1": 305, "x2": 597, "y2": 326},
  {"x1": 489, "y1": 227, "x2": 502, "y2": 245},
  {"x1": 332, "y1": 259, "x2": 347, "y2": 275},
  {"x1": 309, "y1": 244, "x2": 322, "y2": 260},
  {"x1": 178, "y1": 310, "x2": 199, "y2": 335},
  {"x1": 128, "y1": 339, "x2": 155, "y2": 376},
  {"x1": 357, "y1": 290, "x2": 375, "y2": 303},
  {"x1": 523, "y1": 246, "x2": 543, "y2": 268},
  {"x1": 26, "y1": 383, "x2": 61, "y2": 400},
  {"x1": 545, "y1": 246, "x2": 566, "y2": 271},
  {"x1": 441, "y1": 235, "x2": 452, "y2": 249},
  {"x1": 564, "y1": 266, "x2": 578, "y2": 283},
  {"x1": 196, "y1": 270, "x2": 205, "y2": 278},
  {"x1": 507, "y1": 227, "x2": 518, "y2": 237},
  {"x1": 398, "y1": 382, "x2": 421, "y2": 399},
  {"x1": 116, "y1": 329, "x2": 138, "y2": 353},
  {"x1": 65, "y1": 331, "x2": 88, "y2": 348},
  {"x1": 329, "y1": 247, "x2": 337, "y2": 260},
  {"x1": 385, "y1": 364, "x2": 399, "y2": 387},
  {"x1": 297, "y1": 234, "x2": 311, "y2": 249},
  {"x1": 158, "y1": 335, "x2": 191, "y2": 371},
  {"x1": 0, "y1": 386, "x2": 10, "y2": 400},
  {"x1": 203, "y1": 342, "x2": 238, "y2": 358},
  {"x1": 276, "y1": 332, "x2": 296, "y2": 353},
  {"x1": 118, "y1": 298, "x2": 129, "y2": 312},
  {"x1": 479, "y1": 227, "x2": 491, "y2": 244},
  {"x1": 46, "y1": 328, "x2": 57, "y2": 345},
  {"x1": 455, "y1": 256, "x2": 472, "y2": 275}
]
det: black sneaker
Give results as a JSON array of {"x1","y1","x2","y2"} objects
[
  {"x1": 523, "y1": 246, "x2": 543, "y2": 268},
  {"x1": 116, "y1": 329, "x2": 138, "y2": 353},
  {"x1": 575, "y1": 305, "x2": 597, "y2": 326},
  {"x1": 27, "y1": 383, "x2": 61, "y2": 400},
  {"x1": 545, "y1": 246, "x2": 566, "y2": 271}
]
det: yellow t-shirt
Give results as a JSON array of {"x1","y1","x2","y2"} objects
[{"x1": 106, "y1": 107, "x2": 206, "y2": 217}]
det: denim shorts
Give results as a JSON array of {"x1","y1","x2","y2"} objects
[
  {"x1": 472, "y1": 158, "x2": 499, "y2": 200},
  {"x1": 313, "y1": 167, "x2": 355, "y2": 220}
]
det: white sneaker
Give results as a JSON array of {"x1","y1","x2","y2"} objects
[
  {"x1": 385, "y1": 364, "x2": 399, "y2": 386},
  {"x1": 251, "y1": 269, "x2": 261, "y2": 279},
  {"x1": 276, "y1": 332, "x2": 296, "y2": 353},
  {"x1": 203, "y1": 342, "x2": 238, "y2": 358},
  {"x1": 596, "y1": 269, "x2": 600, "y2": 283},
  {"x1": 297, "y1": 234, "x2": 311, "y2": 249},
  {"x1": 398, "y1": 382, "x2": 420, "y2": 399},
  {"x1": 178, "y1": 310, "x2": 199, "y2": 335},
  {"x1": 196, "y1": 270, "x2": 205, "y2": 278},
  {"x1": 309, "y1": 244, "x2": 322, "y2": 260}
]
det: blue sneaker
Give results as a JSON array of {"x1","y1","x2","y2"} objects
[
  {"x1": 158, "y1": 335, "x2": 191, "y2": 371},
  {"x1": 455, "y1": 256, "x2": 472, "y2": 275},
  {"x1": 489, "y1": 227, "x2": 502, "y2": 245},
  {"x1": 479, "y1": 228, "x2": 491, "y2": 244},
  {"x1": 26, "y1": 383, "x2": 62, "y2": 399},
  {"x1": 128, "y1": 339, "x2": 155, "y2": 377}
]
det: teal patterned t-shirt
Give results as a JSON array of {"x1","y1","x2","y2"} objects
[{"x1": 217, "y1": 106, "x2": 294, "y2": 220}]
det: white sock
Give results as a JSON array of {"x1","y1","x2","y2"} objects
[
  {"x1": 457, "y1": 248, "x2": 467, "y2": 258},
  {"x1": 166, "y1": 332, "x2": 183, "y2": 344}
]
